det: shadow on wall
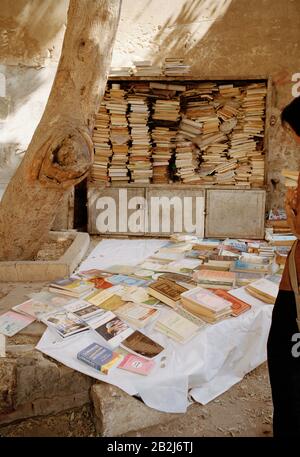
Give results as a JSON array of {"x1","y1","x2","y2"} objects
[
  {"x1": 151, "y1": 0, "x2": 232, "y2": 68},
  {"x1": 148, "y1": 0, "x2": 300, "y2": 77},
  {"x1": 0, "y1": 0, "x2": 68, "y2": 64}
]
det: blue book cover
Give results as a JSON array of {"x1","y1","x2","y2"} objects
[
  {"x1": 77, "y1": 342, "x2": 122, "y2": 373},
  {"x1": 108, "y1": 275, "x2": 148, "y2": 287}
]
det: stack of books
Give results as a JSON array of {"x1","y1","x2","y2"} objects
[
  {"x1": 151, "y1": 127, "x2": 175, "y2": 183},
  {"x1": 175, "y1": 135, "x2": 201, "y2": 183},
  {"x1": 192, "y1": 269, "x2": 235, "y2": 290},
  {"x1": 106, "y1": 84, "x2": 130, "y2": 182},
  {"x1": 152, "y1": 98, "x2": 181, "y2": 123},
  {"x1": 109, "y1": 66, "x2": 133, "y2": 76},
  {"x1": 132, "y1": 60, "x2": 162, "y2": 76},
  {"x1": 127, "y1": 96, "x2": 152, "y2": 183},
  {"x1": 48, "y1": 278, "x2": 94, "y2": 298},
  {"x1": 91, "y1": 101, "x2": 112, "y2": 182},
  {"x1": 180, "y1": 287, "x2": 232, "y2": 323},
  {"x1": 162, "y1": 58, "x2": 191, "y2": 76},
  {"x1": 245, "y1": 278, "x2": 279, "y2": 304},
  {"x1": 242, "y1": 83, "x2": 267, "y2": 187}
]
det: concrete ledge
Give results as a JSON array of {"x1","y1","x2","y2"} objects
[
  {"x1": 0, "y1": 231, "x2": 90, "y2": 282},
  {"x1": 91, "y1": 383, "x2": 182, "y2": 437}
]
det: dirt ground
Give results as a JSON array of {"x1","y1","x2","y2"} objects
[{"x1": 0, "y1": 237, "x2": 274, "y2": 437}]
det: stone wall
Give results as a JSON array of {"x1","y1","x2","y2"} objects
[{"x1": 0, "y1": 0, "x2": 300, "y2": 209}]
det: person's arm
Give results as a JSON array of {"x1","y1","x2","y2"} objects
[{"x1": 285, "y1": 172, "x2": 300, "y2": 238}]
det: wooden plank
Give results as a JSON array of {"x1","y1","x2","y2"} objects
[
  {"x1": 108, "y1": 75, "x2": 269, "y2": 82},
  {"x1": 205, "y1": 189, "x2": 266, "y2": 239},
  {"x1": 88, "y1": 181, "x2": 267, "y2": 191}
]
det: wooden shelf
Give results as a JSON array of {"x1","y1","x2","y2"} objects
[
  {"x1": 108, "y1": 75, "x2": 269, "y2": 82},
  {"x1": 88, "y1": 181, "x2": 267, "y2": 191}
]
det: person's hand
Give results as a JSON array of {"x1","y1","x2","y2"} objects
[{"x1": 286, "y1": 173, "x2": 300, "y2": 238}]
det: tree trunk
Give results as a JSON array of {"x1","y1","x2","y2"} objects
[{"x1": 0, "y1": 0, "x2": 121, "y2": 260}]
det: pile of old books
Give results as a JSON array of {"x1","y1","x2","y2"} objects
[
  {"x1": 151, "y1": 127, "x2": 175, "y2": 183},
  {"x1": 132, "y1": 60, "x2": 162, "y2": 76},
  {"x1": 127, "y1": 96, "x2": 152, "y2": 183},
  {"x1": 162, "y1": 58, "x2": 191, "y2": 76},
  {"x1": 106, "y1": 84, "x2": 130, "y2": 182},
  {"x1": 91, "y1": 101, "x2": 112, "y2": 182}
]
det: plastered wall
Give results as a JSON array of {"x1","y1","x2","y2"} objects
[{"x1": 0, "y1": 0, "x2": 300, "y2": 210}]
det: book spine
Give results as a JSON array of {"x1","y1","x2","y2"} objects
[{"x1": 77, "y1": 353, "x2": 101, "y2": 371}]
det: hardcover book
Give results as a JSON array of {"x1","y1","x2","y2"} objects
[
  {"x1": 148, "y1": 279, "x2": 188, "y2": 308},
  {"x1": 77, "y1": 342, "x2": 122, "y2": 374},
  {"x1": 121, "y1": 330, "x2": 164, "y2": 358}
]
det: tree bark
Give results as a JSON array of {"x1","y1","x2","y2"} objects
[{"x1": 0, "y1": 0, "x2": 121, "y2": 260}]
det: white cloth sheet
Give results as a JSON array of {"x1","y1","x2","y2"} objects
[{"x1": 36, "y1": 239, "x2": 273, "y2": 413}]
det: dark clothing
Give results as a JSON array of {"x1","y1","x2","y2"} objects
[{"x1": 267, "y1": 289, "x2": 300, "y2": 437}]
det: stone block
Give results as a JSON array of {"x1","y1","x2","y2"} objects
[
  {"x1": 91, "y1": 383, "x2": 181, "y2": 437},
  {"x1": 0, "y1": 350, "x2": 93, "y2": 425},
  {"x1": 0, "y1": 358, "x2": 16, "y2": 414}
]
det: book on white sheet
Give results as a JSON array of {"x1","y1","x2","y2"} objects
[
  {"x1": 115, "y1": 302, "x2": 160, "y2": 328},
  {"x1": 228, "y1": 287, "x2": 267, "y2": 307},
  {"x1": 91, "y1": 311, "x2": 134, "y2": 349},
  {"x1": 42, "y1": 310, "x2": 90, "y2": 339},
  {"x1": 154, "y1": 309, "x2": 199, "y2": 344}
]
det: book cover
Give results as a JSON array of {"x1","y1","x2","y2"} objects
[
  {"x1": 148, "y1": 279, "x2": 187, "y2": 303},
  {"x1": 121, "y1": 330, "x2": 164, "y2": 358},
  {"x1": 85, "y1": 286, "x2": 124, "y2": 309},
  {"x1": 77, "y1": 342, "x2": 122, "y2": 374},
  {"x1": 64, "y1": 301, "x2": 106, "y2": 322},
  {"x1": 181, "y1": 287, "x2": 232, "y2": 313},
  {"x1": 115, "y1": 302, "x2": 159, "y2": 328},
  {"x1": 0, "y1": 310, "x2": 35, "y2": 337},
  {"x1": 13, "y1": 298, "x2": 62, "y2": 320},
  {"x1": 49, "y1": 278, "x2": 93, "y2": 297},
  {"x1": 117, "y1": 354, "x2": 155, "y2": 375},
  {"x1": 211, "y1": 289, "x2": 251, "y2": 316},
  {"x1": 155, "y1": 309, "x2": 199, "y2": 343},
  {"x1": 43, "y1": 310, "x2": 89, "y2": 338},
  {"x1": 108, "y1": 274, "x2": 149, "y2": 287},
  {"x1": 92, "y1": 312, "x2": 134, "y2": 348},
  {"x1": 192, "y1": 269, "x2": 235, "y2": 285}
]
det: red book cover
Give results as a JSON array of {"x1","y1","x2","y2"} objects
[{"x1": 212, "y1": 289, "x2": 251, "y2": 316}]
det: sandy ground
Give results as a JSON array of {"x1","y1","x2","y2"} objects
[{"x1": 0, "y1": 237, "x2": 274, "y2": 437}]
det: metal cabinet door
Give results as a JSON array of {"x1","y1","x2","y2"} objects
[
  {"x1": 88, "y1": 186, "x2": 146, "y2": 235},
  {"x1": 146, "y1": 187, "x2": 205, "y2": 237},
  {"x1": 205, "y1": 189, "x2": 266, "y2": 239}
]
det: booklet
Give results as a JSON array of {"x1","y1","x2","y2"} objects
[{"x1": 0, "y1": 310, "x2": 35, "y2": 337}]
